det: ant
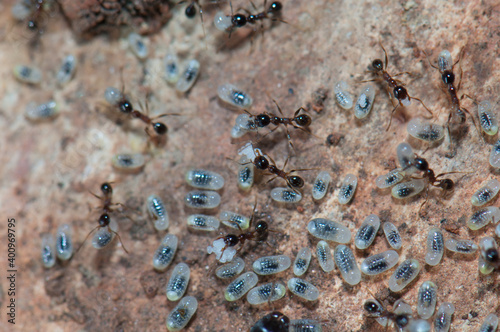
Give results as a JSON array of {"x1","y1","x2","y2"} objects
[
  {"x1": 250, "y1": 311, "x2": 290, "y2": 332},
  {"x1": 363, "y1": 297, "x2": 413, "y2": 331},
  {"x1": 365, "y1": 43, "x2": 433, "y2": 130}
]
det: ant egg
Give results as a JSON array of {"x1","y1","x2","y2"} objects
[
  {"x1": 333, "y1": 245, "x2": 361, "y2": 285},
  {"x1": 215, "y1": 257, "x2": 245, "y2": 279},
  {"x1": 355, "y1": 214, "x2": 380, "y2": 250},
  {"x1": 471, "y1": 179, "x2": 500, "y2": 206},
  {"x1": 185, "y1": 169, "x2": 225, "y2": 190},
  {"x1": 391, "y1": 179, "x2": 426, "y2": 199},
  {"x1": 55, "y1": 224, "x2": 73, "y2": 261},
  {"x1": 253, "y1": 255, "x2": 291, "y2": 275},
  {"x1": 477, "y1": 100, "x2": 498, "y2": 135},
  {"x1": 104, "y1": 87, "x2": 123, "y2": 105},
  {"x1": 294, "y1": 247, "x2": 312, "y2": 276},
  {"x1": 490, "y1": 139, "x2": 500, "y2": 168},
  {"x1": 316, "y1": 241, "x2": 335, "y2": 272},
  {"x1": 437, "y1": 50, "x2": 453, "y2": 71},
  {"x1": 338, "y1": 174, "x2": 357, "y2": 204},
  {"x1": 417, "y1": 281, "x2": 437, "y2": 319},
  {"x1": 307, "y1": 218, "x2": 351, "y2": 243},
  {"x1": 478, "y1": 255, "x2": 495, "y2": 275},
  {"x1": 334, "y1": 80, "x2": 354, "y2": 110},
  {"x1": 25, "y1": 100, "x2": 59, "y2": 121},
  {"x1": 207, "y1": 238, "x2": 237, "y2": 263},
  {"x1": 289, "y1": 319, "x2": 323, "y2": 332},
  {"x1": 396, "y1": 142, "x2": 417, "y2": 174},
  {"x1": 13, "y1": 65, "x2": 42, "y2": 84},
  {"x1": 214, "y1": 11, "x2": 232, "y2": 31},
  {"x1": 112, "y1": 153, "x2": 145, "y2": 173},
  {"x1": 247, "y1": 282, "x2": 287, "y2": 305},
  {"x1": 218, "y1": 83, "x2": 253, "y2": 109},
  {"x1": 163, "y1": 53, "x2": 180, "y2": 84},
  {"x1": 383, "y1": 222, "x2": 402, "y2": 250},
  {"x1": 445, "y1": 238, "x2": 478, "y2": 254},
  {"x1": 184, "y1": 190, "x2": 221, "y2": 209},
  {"x1": 147, "y1": 194, "x2": 169, "y2": 231},
  {"x1": 312, "y1": 171, "x2": 331, "y2": 200},
  {"x1": 270, "y1": 187, "x2": 302, "y2": 203},
  {"x1": 92, "y1": 218, "x2": 118, "y2": 249},
  {"x1": 376, "y1": 168, "x2": 405, "y2": 189},
  {"x1": 287, "y1": 278, "x2": 319, "y2": 301},
  {"x1": 360, "y1": 250, "x2": 399, "y2": 275},
  {"x1": 238, "y1": 156, "x2": 255, "y2": 191},
  {"x1": 56, "y1": 55, "x2": 77, "y2": 86},
  {"x1": 467, "y1": 207, "x2": 500, "y2": 230},
  {"x1": 166, "y1": 263, "x2": 190, "y2": 301},
  {"x1": 152, "y1": 234, "x2": 178, "y2": 271},
  {"x1": 388, "y1": 259, "x2": 421, "y2": 292},
  {"x1": 479, "y1": 313, "x2": 499, "y2": 332},
  {"x1": 166, "y1": 295, "x2": 198, "y2": 331},
  {"x1": 219, "y1": 211, "x2": 250, "y2": 230},
  {"x1": 407, "y1": 118, "x2": 445, "y2": 142},
  {"x1": 128, "y1": 32, "x2": 148, "y2": 59},
  {"x1": 41, "y1": 234, "x2": 56, "y2": 268},
  {"x1": 425, "y1": 227, "x2": 444, "y2": 266},
  {"x1": 187, "y1": 214, "x2": 220, "y2": 231},
  {"x1": 176, "y1": 59, "x2": 200, "y2": 93},
  {"x1": 354, "y1": 84, "x2": 376, "y2": 119},
  {"x1": 433, "y1": 302, "x2": 454, "y2": 332},
  {"x1": 225, "y1": 272, "x2": 259, "y2": 301},
  {"x1": 408, "y1": 319, "x2": 431, "y2": 332}
]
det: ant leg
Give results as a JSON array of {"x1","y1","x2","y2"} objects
[
  {"x1": 269, "y1": 97, "x2": 285, "y2": 116},
  {"x1": 73, "y1": 226, "x2": 100, "y2": 258},
  {"x1": 379, "y1": 42, "x2": 389, "y2": 70},
  {"x1": 264, "y1": 175, "x2": 279, "y2": 186},
  {"x1": 393, "y1": 71, "x2": 412, "y2": 78},
  {"x1": 461, "y1": 106, "x2": 482, "y2": 139},
  {"x1": 411, "y1": 96, "x2": 434, "y2": 118},
  {"x1": 358, "y1": 78, "x2": 378, "y2": 83},
  {"x1": 385, "y1": 103, "x2": 400, "y2": 131},
  {"x1": 111, "y1": 229, "x2": 129, "y2": 254},
  {"x1": 422, "y1": 50, "x2": 440, "y2": 70},
  {"x1": 418, "y1": 185, "x2": 430, "y2": 217}
]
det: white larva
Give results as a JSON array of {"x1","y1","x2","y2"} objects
[
  {"x1": 246, "y1": 282, "x2": 286, "y2": 305},
  {"x1": 25, "y1": 100, "x2": 59, "y2": 121},
  {"x1": 338, "y1": 173, "x2": 357, "y2": 204},
  {"x1": 354, "y1": 214, "x2": 380, "y2": 250},
  {"x1": 187, "y1": 214, "x2": 220, "y2": 231},
  {"x1": 471, "y1": 179, "x2": 500, "y2": 206},
  {"x1": 219, "y1": 211, "x2": 250, "y2": 230},
  {"x1": 354, "y1": 84, "x2": 376, "y2": 119},
  {"x1": 293, "y1": 247, "x2": 312, "y2": 276},
  {"x1": 218, "y1": 83, "x2": 253, "y2": 109},
  {"x1": 407, "y1": 118, "x2": 445, "y2": 142},
  {"x1": 128, "y1": 32, "x2": 148, "y2": 60},
  {"x1": 184, "y1": 190, "x2": 221, "y2": 209},
  {"x1": 270, "y1": 187, "x2": 302, "y2": 203},
  {"x1": 55, "y1": 224, "x2": 73, "y2": 261},
  {"x1": 287, "y1": 278, "x2": 319, "y2": 301},
  {"x1": 41, "y1": 234, "x2": 56, "y2": 268},
  {"x1": 56, "y1": 55, "x2": 77, "y2": 86},
  {"x1": 477, "y1": 100, "x2": 498, "y2": 135},
  {"x1": 13, "y1": 64, "x2": 42, "y2": 84},
  {"x1": 152, "y1": 234, "x2": 178, "y2": 271},
  {"x1": 163, "y1": 53, "x2": 180, "y2": 84},
  {"x1": 176, "y1": 59, "x2": 200, "y2": 93},
  {"x1": 147, "y1": 194, "x2": 169, "y2": 231},
  {"x1": 312, "y1": 171, "x2": 331, "y2": 200},
  {"x1": 425, "y1": 227, "x2": 444, "y2": 266},
  {"x1": 166, "y1": 296, "x2": 198, "y2": 331},
  {"x1": 166, "y1": 263, "x2": 190, "y2": 301},
  {"x1": 334, "y1": 80, "x2": 354, "y2": 110},
  {"x1": 225, "y1": 272, "x2": 259, "y2": 301},
  {"x1": 112, "y1": 153, "x2": 145, "y2": 173},
  {"x1": 185, "y1": 169, "x2": 225, "y2": 190}
]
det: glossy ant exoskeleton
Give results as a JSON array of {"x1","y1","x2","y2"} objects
[{"x1": 363, "y1": 297, "x2": 413, "y2": 331}]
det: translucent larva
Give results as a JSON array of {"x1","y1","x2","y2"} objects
[
  {"x1": 215, "y1": 257, "x2": 245, "y2": 279},
  {"x1": 489, "y1": 139, "x2": 500, "y2": 168},
  {"x1": 214, "y1": 11, "x2": 232, "y2": 31},
  {"x1": 104, "y1": 87, "x2": 123, "y2": 105},
  {"x1": 334, "y1": 80, "x2": 354, "y2": 110},
  {"x1": 217, "y1": 84, "x2": 253, "y2": 109},
  {"x1": 41, "y1": 234, "x2": 56, "y2": 268},
  {"x1": 166, "y1": 263, "x2": 190, "y2": 301},
  {"x1": 25, "y1": 100, "x2": 59, "y2": 121},
  {"x1": 355, "y1": 214, "x2": 380, "y2": 250},
  {"x1": 225, "y1": 272, "x2": 259, "y2": 301},
  {"x1": 252, "y1": 255, "x2": 291, "y2": 275},
  {"x1": 391, "y1": 179, "x2": 426, "y2": 199},
  {"x1": 92, "y1": 218, "x2": 118, "y2": 250},
  {"x1": 338, "y1": 174, "x2": 357, "y2": 204},
  {"x1": 316, "y1": 241, "x2": 335, "y2": 272},
  {"x1": 152, "y1": 234, "x2": 178, "y2": 271},
  {"x1": 407, "y1": 118, "x2": 445, "y2": 142},
  {"x1": 468, "y1": 207, "x2": 500, "y2": 230},
  {"x1": 56, "y1": 55, "x2": 77, "y2": 86},
  {"x1": 312, "y1": 171, "x2": 331, "y2": 200},
  {"x1": 112, "y1": 153, "x2": 145, "y2": 173},
  {"x1": 479, "y1": 313, "x2": 499, "y2": 332},
  {"x1": 55, "y1": 224, "x2": 73, "y2": 261},
  {"x1": 444, "y1": 238, "x2": 478, "y2": 254},
  {"x1": 360, "y1": 250, "x2": 399, "y2": 275},
  {"x1": 333, "y1": 245, "x2": 361, "y2": 285},
  {"x1": 237, "y1": 156, "x2": 254, "y2": 191},
  {"x1": 354, "y1": 84, "x2": 376, "y2": 119},
  {"x1": 246, "y1": 282, "x2": 287, "y2": 305},
  {"x1": 383, "y1": 222, "x2": 402, "y2": 249},
  {"x1": 396, "y1": 142, "x2": 417, "y2": 174},
  {"x1": 185, "y1": 169, "x2": 225, "y2": 190},
  {"x1": 294, "y1": 247, "x2": 312, "y2": 276},
  {"x1": 307, "y1": 218, "x2": 351, "y2": 243},
  {"x1": 13, "y1": 65, "x2": 42, "y2": 84},
  {"x1": 187, "y1": 214, "x2": 220, "y2": 231},
  {"x1": 478, "y1": 256, "x2": 495, "y2": 275},
  {"x1": 388, "y1": 259, "x2": 421, "y2": 292},
  {"x1": 471, "y1": 179, "x2": 500, "y2": 206},
  {"x1": 207, "y1": 238, "x2": 237, "y2": 263},
  {"x1": 270, "y1": 187, "x2": 302, "y2": 203},
  {"x1": 479, "y1": 237, "x2": 498, "y2": 268},
  {"x1": 417, "y1": 281, "x2": 437, "y2": 319},
  {"x1": 176, "y1": 59, "x2": 200, "y2": 93},
  {"x1": 289, "y1": 319, "x2": 323, "y2": 332},
  {"x1": 147, "y1": 194, "x2": 169, "y2": 231},
  {"x1": 496, "y1": 223, "x2": 500, "y2": 238},
  {"x1": 184, "y1": 190, "x2": 221, "y2": 209},
  {"x1": 477, "y1": 100, "x2": 498, "y2": 135},
  {"x1": 408, "y1": 319, "x2": 431, "y2": 332},
  {"x1": 166, "y1": 296, "x2": 198, "y2": 331},
  {"x1": 163, "y1": 53, "x2": 180, "y2": 84},
  {"x1": 235, "y1": 113, "x2": 257, "y2": 132},
  {"x1": 425, "y1": 227, "x2": 444, "y2": 266},
  {"x1": 231, "y1": 122, "x2": 247, "y2": 138},
  {"x1": 219, "y1": 211, "x2": 250, "y2": 230},
  {"x1": 287, "y1": 278, "x2": 319, "y2": 301},
  {"x1": 128, "y1": 32, "x2": 148, "y2": 60},
  {"x1": 438, "y1": 50, "x2": 452, "y2": 71},
  {"x1": 433, "y1": 302, "x2": 454, "y2": 332}
]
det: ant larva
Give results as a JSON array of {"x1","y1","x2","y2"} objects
[
  {"x1": 365, "y1": 43, "x2": 433, "y2": 130},
  {"x1": 166, "y1": 295, "x2": 198, "y2": 331}
]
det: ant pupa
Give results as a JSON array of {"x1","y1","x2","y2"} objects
[
  {"x1": 112, "y1": 153, "x2": 145, "y2": 173},
  {"x1": 417, "y1": 281, "x2": 438, "y2": 319},
  {"x1": 467, "y1": 207, "x2": 500, "y2": 230},
  {"x1": 338, "y1": 174, "x2": 358, "y2": 205},
  {"x1": 478, "y1": 313, "x2": 499, "y2": 332},
  {"x1": 176, "y1": 59, "x2": 200, "y2": 93},
  {"x1": 237, "y1": 155, "x2": 255, "y2": 191},
  {"x1": 270, "y1": 187, "x2": 302, "y2": 203},
  {"x1": 388, "y1": 259, "x2": 421, "y2": 292},
  {"x1": 476, "y1": 100, "x2": 498, "y2": 136},
  {"x1": 250, "y1": 311, "x2": 290, "y2": 332},
  {"x1": 146, "y1": 194, "x2": 169, "y2": 231},
  {"x1": 293, "y1": 247, "x2": 312, "y2": 276},
  {"x1": 425, "y1": 227, "x2": 444, "y2": 266},
  {"x1": 225, "y1": 271, "x2": 259, "y2": 301},
  {"x1": 247, "y1": 282, "x2": 287, "y2": 305},
  {"x1": 312, "y1": 171, "x2": 331, "y2": 201},
  {"x1": 56, "y1": 55, "x2": 77, "y2": 86},
  {"x1": 433, "y1": 302, "x2": 454, "y2": 332},
  {"x1": 287, "y1": 278, "x2": 319, "y2": 301},
  {"x1": 334, "y1": 80, "x2": 354, "y2": 110},
  {"x1": 354, "y1": 214, "x2": 380, "y2": 250},
  {"x1": 152, "y1": 234, "x2": 178, "y2": 271},
  {"x1": 376, "y1": 168, "x2": 406, "y2": 189},
  {"x1": 215, "y1": 257, "x2": 245, "y2": 279},
  {"x1": 166, "y1": 263, "x2": 190, "y2": 301},
  {"x1": 220, "y1": 210, "x2": 251, "y2": 230},
  {"x1": 444, "y1": 238, "x2": 478, "y2": 254},
  {"x1": 166, "y1": 295, "x2": 198, "y2": 331},
  {"x1": 470, "y1": 179, "x2": 500, "y2": 206},
  {"x1": 383, "y1": 222, "x2": 402, "y2": 250},
  {"x1": 363, "y1": 297, "x2": 413, "y2": 330},
  {"x1": 187, "y1": 214, "x2": 220, "y2": 231},
  {"x1": 307, "y1": 218, "x2": 351, "y2": 243},
  {"x1": 55, "y1": 224, "x2": 74, "y2": 261},
  {"x1": 41, "y1": 233, "x2": 56, "y2": 268},
  {"x1": 185, "y1": 169, "x2": 225, "y2": 190},
  {"x1": 218, "y1": 83, "x2": 253, "y2": 109},
  {"x1": 13, "y1": 64, "x2": 42, "y2": 84},
  {"x1": 25, "y1": 100, "x2": 58, "y2": 122},
  {"x1": 316, "y1": 240, "x2": 335, "y2": 272},
  {"x1": 360, "y1": 250, "x2": 399, "y2": 276},
  {"x1": 333, "y1": 245, "x2": 361, "y2": 285},
  {"x1": 163, "y1": 53, "x2": 180, "y2": 84},
  {"x1": 407, "y1": 118, "x2": 445, "y2": 143},
  {"x1": 184, "y1": 190, "x2": 221, "y2": 209},
  {"x1": 128, "y1": 32, "x2": 148, "y2": 60}
]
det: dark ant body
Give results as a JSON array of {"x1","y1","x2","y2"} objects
[
  {"x1": 249, "y1": 151, "x2": 307, "y2": 189},
  {"x1": 412, "y1": 156, "x2": 455, "y2": 191},
  {"x1": 364, "y1": 298, "x2": 412, "y2": 331},
  {"x1": 230, "y1": 1, "x2": 283, "y2": 29},
  {"x1": 250, "y1": 311, "x2": 290, "y2": 332}
]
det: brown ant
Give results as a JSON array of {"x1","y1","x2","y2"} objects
[{"x1": 365, "y1": 43, "x2": 433, "y2": 130}]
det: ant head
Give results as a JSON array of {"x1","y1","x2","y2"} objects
[
  {"x1": 224, "y1": 234, "x2": 239, "y2": 247},
  {"x1": 254, "y1": 156, "x2": 270, "y2": 170},
  {"x1": 484, "y1": 248, "x2": 499, "y2": 265},
  {"x1": 119, "y1": 99, "x2": 133, "y2": 113},
  {"x1": 153, "y1": 122, "x2": 168, "y2": 135},
  {"x1": 372, "y1": 59, "x2": 384, "y2": 72},
  {"x1": 394, "y1": 313, "x2": 410, "y2": 329},
  {"x1": 99, "y1": 213, "x2": 110, "y2": 227},
  {"x1": 363, "y1": 300, "x2": 382, "y2": 317},
  {"x1": 295, "y1": 114, "x2": 311, "y2": 127},
  {"x1": 255, "y1": 221, "x2": 268, "y2": 234},
  {"x1": 101, "y1": 182, "x2": 113, "y2": 195},
  {"x1": 393, "y1": 86, "x2": 408, "y2": 101},
  {"x1": 256, "y1": 114, "x2": 271, "y2": 127},
  {"x1": 442, "y1": 71, "x2": 455, "y2": 85},
  {"x1": 269, "y1": 2, "x2": 283, "y2": 13},
  {"x1": 414, "y1": 157, "x2": 429, "y2": 172},
  {"x1": 185, "y1": 3, "x2": 197, "y2": 18},
  {"x1": 252, "y1": 311, "x2": 290, "y2": 331},
  {"x1": 288, "y1": 175, "x2": 305, "y2": 188},
  {"x1": 232, "y1": 14, "x2": 247, "y2": 27},
  {"x1": 440, "y1": 179, "x2": 454, "y2": 191}
]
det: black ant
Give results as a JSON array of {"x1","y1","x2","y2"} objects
[
  {"x1": 365, "y1": 43, "x2": 433, "y2": 130},
  {"x1": 250, "y1": 311, "x2": 290, "y2": 332},
  {"x1": 363, "y1": 297, "x2": 413, "y2": 331}
]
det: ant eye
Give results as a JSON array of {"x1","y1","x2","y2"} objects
[
  {"x1": 363, "y1": 300, "x2": 381, "y2": 315},
  {"x1": 441, "y1": 179, "x2": 454, "y2": 190},
  {"x1": 270, "y1": 2, "x2": 283, "y2": 12}
]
